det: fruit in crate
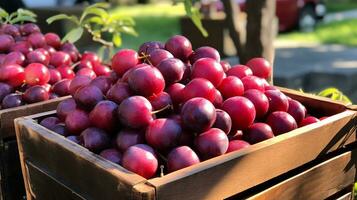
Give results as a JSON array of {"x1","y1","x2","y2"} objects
[
  {"x1": 39, "y1": 35, "x2": 325, "y2": 179},
  {"x1": 0, "y1": 22, "x2": 111, "y2": 110}
]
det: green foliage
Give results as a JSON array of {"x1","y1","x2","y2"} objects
[
  {"x1": 300, "y1": 87, "x2": 352, "y2": 104},
  {"x1": 0, "y1": 8, "x2": 37, "y2": 24},
  {"x1": 180, "y1": 0, "x2": 208, "y2": 37},
  {"x1": 278, "y1": 19, "x2": 357, "y2": 47},
  {"x1": 317, "y1": 87, "x2": 352, "y2": 103},
  {"x1": 47, "y1": 2, "x2": 137, "y2": 52}
]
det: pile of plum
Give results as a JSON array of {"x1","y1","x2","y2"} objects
[
  {"x1": 0, "y1": 23, "x2": 111, "y2": 109},
  {"x1": 40, "y1": 35, "x2": 324, "y2": 179}
]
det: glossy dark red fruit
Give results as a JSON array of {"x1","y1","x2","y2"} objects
[
  {"x1": 23, "y1": 85, "x2": 49, "y2": 103},
  {"x1": 246, "y1": 57, "x2": 272, "y2": 79},
  {"x1": 195, "y1": 128, "x2": 229, "y2": 159},
  {"x1": 156, "y1": 58, "x2": 185, "y2": 85},
  {"x1": 148, "y1": 92, "x2": 172, "y2": 111},
  {"x1": 50, "y1": 51, "x2": 71, "y2": 67},
  {"x1": 220, "y1": 61, "x2": 231, "y2": 72},
  {"x1": 0, "y1": 34, "x2": 14, "y2": 52},
  {"x1": 99, "y1": 149, "x2": 122, "y2": 164},
  {"x1": 122, "y1": 144, "x2": 158, "y2": 179},
  {"x1": 111, "y1": 49, "x2": 139, "y2": 76},
  {"x1": 244, "y1": 123, "x2": 274, "y2": 144},
  {"x1": 226, "y1": 65, "x2": 253, "y2": 79},
  {"x1": 148, "y1": 49, "x2": 173, "y2": 66},
  {"x1": 40, "y1": 116, "x2": 60, "y2": 130},
  {"x1": 165, "y1": 83, "x2": 184, "y2": 106},
  {"x1": 287, "y1": 99, "x2": 307, "y2": 124},
  {"x1": 27, "y1": 32, "x2": 46, "y2": 48},
  {"x1": 181, "y1": 97, "x2": 216, "y2": 133},
  {"x1": 118, "y1": 96, "x2": 153, "y2": 129},
  {"x1": 0, "y1": 83, "x2": 13, "y2": 102},
  {"x1": 67, "y1": 135, "x2": 81, "y2": 144},
  {"x1": 44, "y1": 32, "x2": 61, "y2": 49},
  {"x1": 167, "y1": 146, "x2": 200, "y2": 172},
  {"x1": 218, "y1": 76, "x2": 244, "y2": 99},
  {"x1": 0, "y1": 64, "x2": 24, "y2": 83},
  {"x1": 106, "y1": 82, "x2": 132, "y2": 105},
  {"x1": 81, "y1": 52, "x2": 101, "y2": 66},
  {"x1": 226, "y1": 140, "x2": 250, "y2": 153},
  {"x1": 69, "y1": 75, "x2": 91, "y2": 95},
  {"x1": 51, "y1": 123, "x2": 70, "y2": 136},
  {"x1": 192, "y1": 58, "x2": 225, "y2": 87},
  {"x1": 1, "y1": 93, "x2": 23, "y2": 109},
  {"x1": 146, "y1": 118, "x2": 182, "y2": 150},
  {"x1": 65, "y1": 109, "x2": 90, "y2": 134},
  {"x1": 165, "y1": 35, "x2": 192, "y2": 61},
  {"x1": 52, "y1": 79, "x2": 71, "y2": 97},
  {"x1": 138, "y1": 41, "x2": 164, "y2": 56},
  {"x1": 74, "y1": 85, "x2": 104, "y2": 109},
  {"x1": 241, "y1": 75, "x2": 265, "y2": 92},
  {"x1": 299, "y1": 116, "x2": 320, "y2": 127},
  {"x1": 10, "y1": 41, "x2": 33, "y2": 55},
  {"x1": 116, "y1": 129, "x2": 145, "y2": 152},
  {"x1": 26, "y1": 49, "x2": 50, "y2": 65},
  {"x1": 2, "y1": 24, "x2": 20, "y2": 37},
  {"x1": 189, "y1": 46, "x2": 220, "y2": 63},
  {"x1": 182, "y1": 78, "x2": 215, "y2": 103},
  {"x1": 93, "y1": 64, "x2": 111, "y2": 76},
  {"x1": 56, "y1": 98, "x2": 77, "y2": 120},
  {"x1": 3, "y1": 51, "x2": 25, "y2": 66},
  {"x1": 266, "y1": 111, "x2": 297, "y2": 135},
  {"x1": 24, "y1": 63, "x2": 50, "y2": 86},
  {"x1": 80, "y1": 127, "x2": 110, "y2": 152},
  {"x1": 76, "y1": 68, "x2": 96, "y2": 79},
  {"x1": 212, "y1": 109, "x2": 232, "y2": 134},
  {"x1": 243, "y1": 89, "x2": 269, "y2": 119},
  {"x1": 89, "y1": 100, "x2": 118, "y2": 132},
  {"x1": 128, "y1": 65, "x2": 165, "y2": 97},
  {"x1": 222, "y1": 96, "x2": 256, "y2": 131},
  {"x1": 212, "y1": 89, "x2": 223, "y2": 108},
  {"x1": 57, "y1": 66, "x2": 75, "y2": 79},
  {"x1": 21, "y1": 23, "x2": 40, "y2": 35},
  {"x1": 90, "y1": 76, "x2": 112, "y2": 94},
  {"x1": 265, "y1": 90, "x2": 289, "y2": 113}
]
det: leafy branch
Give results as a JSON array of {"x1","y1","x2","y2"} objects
[
  {"x1": 47, "y1": 3, "x2": 137, "y2": 59},
  {"x1": 299, "y1": 87, "x2": 352, "y2": 104},
  {"x1": 0, "y1": 8, "x2": 37, "y2": 24}
]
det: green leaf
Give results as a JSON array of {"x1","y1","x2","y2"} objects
[
  {"x1": 80, "y1": 7, "x2": 108, "y2": 23},
  {"x1": 183, "y1": 0, "x2": 208, "y2": 37},
  {"x1": 119, "y1": 26, "x2": 138, "y2": 37},
  {"x1": 0, "y1": 8, "x2": 9, "y2": 19},
  {"x1": 17, "y1": 9, "x2": 37, "y2": 17},
  {"x1": 112, "y1": 33, "x2": 122, "y2": 47},
  {"x1": 190, "y1": 9, "x2": 208, "y2": 37},
  {"x1": 47, "y1": 14, "x2": 79, "y2": 25},
  {"x1": 61, "y1": 27, "x2": 84, "y2": 43},
  {"x1": 86, "y1": 16, "x2": 104, "y2": 25},
  {"x1": 10, "y1": 15, "x2": 36, "y2": 24}
]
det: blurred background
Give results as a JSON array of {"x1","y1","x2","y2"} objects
[{"x1": 1, "y1": 0, "x2": 357, "y2": 102}]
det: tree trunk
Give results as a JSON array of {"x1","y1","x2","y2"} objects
[{"x1": 223, "y1": 0, "x2": 277, "y2": 65}]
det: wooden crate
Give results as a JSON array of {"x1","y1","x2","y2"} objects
[
  {"x1": 0, "y1": 96, "x2": 69, "y2": 200},
  {"x1": 15, "y1": 88, "x2": 357, "y2": 200}
]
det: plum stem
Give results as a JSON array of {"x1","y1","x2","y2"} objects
[{"x1": 151, "y1": 104, "x2": 172, "y2": 114}]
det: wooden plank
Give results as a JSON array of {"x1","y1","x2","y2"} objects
[
  {"x1": 132, "y1": 183, "x2": 156, "y2": 200},
  {"x1": 0, "y1": 96, "x2": 69, "y2": 139},
  {"x1": 279, "y1": 87, "x2": 349, "y2": 115},
  {"x1": 16, "y1": 118, "x2": 147, "y2": 200},
  {"x1": 148, "y1": 110, "x2": 356, "y2": 200},
  {"x1": 25, "y1": 161, "x2": 85, "y2": 200},
  {"x1": 0, "y1": 140, "x2": 25, "y2": 200},
  {"x1": 248, "y1": 151, "x2": 356, "y2": 200}
]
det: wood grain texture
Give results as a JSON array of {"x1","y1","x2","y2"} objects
[
  {"x1": 132, "y1": 183, "x2": 156, "y2": 200},
  {"x1": 248, "y1": 151, "x2": 356, "y2": 200},
  {"x1": 148, "y1": 110, "x2": 356, "y2": 200},
  {"x1": 0, "y1": 96, "x2": 69, "y2": 139},
  {"x1": 16, "y1": 118, "x2": 147, "y2": 200}
]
